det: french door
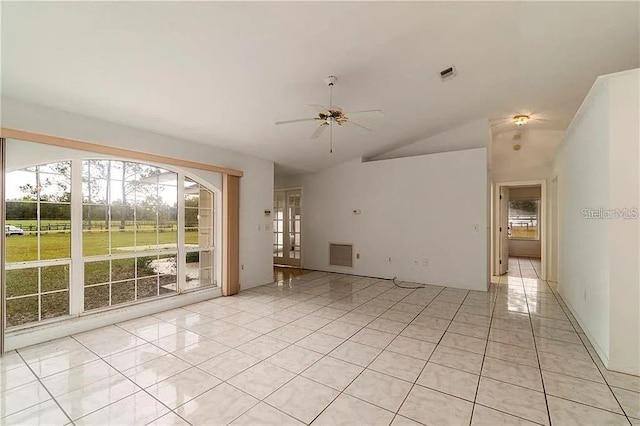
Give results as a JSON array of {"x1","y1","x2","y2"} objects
[{"x1": 273, "y1": 189, "x2": 301, "y2": 267}]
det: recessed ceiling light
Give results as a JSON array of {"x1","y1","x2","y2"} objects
[
  {"x1": 513, "y1": 114, "x2": 530, "y2": 126},
  {"x1": 513, "y1": 144, "x2": 522, "y2": 151}
]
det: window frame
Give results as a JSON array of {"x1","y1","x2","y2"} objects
[
  {"x1": 5, "y1": 156, "x2": 221, "y2": 330},
  {"x1": 4, "y1": 162, "x2": 72, "y2": 328}
]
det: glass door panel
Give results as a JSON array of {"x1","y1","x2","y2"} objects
[{"x1": 273, "y1": 189, "x2": 301, "y2": 267}]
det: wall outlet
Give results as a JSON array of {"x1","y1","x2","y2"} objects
[
  {"x1": 241, "y1": 264, "x2": 245, "y2": 271},
  {"x1": 356, "y1": 253, "x2": 360, "y2": 259},
  {"x1": 388, "y1": 257, "x2": 392, "y2": 263}
]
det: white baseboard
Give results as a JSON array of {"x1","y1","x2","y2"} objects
[
  {"x1": 5, "y1": 287, "x2": 221, "y2": 351},
  {"x1": 558, "y1": 290, "x2": 610, "y2": 368}
]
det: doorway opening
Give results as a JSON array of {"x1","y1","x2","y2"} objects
[
  {"x1": 273, "y1": 189, "x2": 301, "y2": 268},
  {"x1": 493, "y1": 181, "x2": 546, "y2": 279}
]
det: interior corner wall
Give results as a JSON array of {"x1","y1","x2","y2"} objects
[
  {"x1": 554, "y1": 69, "x2": 640, "y2": 375},
  {"x1": 1, "y1": 97, "x2": 274, "y2": 290},
  {"x1": 300, "y1": 148, "x2": 488, "y2": 291},
  {"x1": 607, "y1": 70, "x2": 640, "y2": 375}
]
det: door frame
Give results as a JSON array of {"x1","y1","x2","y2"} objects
[
  {"x1": 492, "y1": 179, "x2": 547, "y2": 280},
  {"x1": 273, "y1": 187, "x2": 303, "y2": 268}
]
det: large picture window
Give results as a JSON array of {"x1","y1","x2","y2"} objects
[
  {"x1": 508, "y1": 199, "x2": 540, "y2": 240},
  {"x1": 4, "y1": 157, "x2": 219, "y2": 329},
  {"x1": 5, "y1": 162, "x2": 71, "y2": 327},
  {"x1": 82, "y1": 160, "x2": 180, "y2": 311}
]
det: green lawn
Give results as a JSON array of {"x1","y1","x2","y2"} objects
[
  {"x1": 510, "y1": 226, "x2": 538, "y2": 239},
  {"x1": 4, "y1": 227, "x2": 200, "y2": 327}
]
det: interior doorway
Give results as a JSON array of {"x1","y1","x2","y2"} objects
[
  {"x1": 273, "y1": 189, "x2": 302, "y2": 267},
  {"x1": 493, "y1": 180, "x2": 546, "y2": 279}
]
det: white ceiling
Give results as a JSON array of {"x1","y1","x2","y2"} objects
[
  {"x1": 491, "y1": 129, "x2": 565, "y2": 182},
  {"x1": 2, "y1": 2, "x2": 638, "y2": 175}
]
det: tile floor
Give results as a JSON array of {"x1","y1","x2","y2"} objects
[{"x1": 1, "y1": 257, "x2": 639, "y2": 425}]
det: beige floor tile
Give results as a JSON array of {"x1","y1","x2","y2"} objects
[
  {"x1": 611, "y1": 386, "x2": 640, "y2": 419},
  {"x1": 228, "y1": 361, "x2": 295, "y2": 399},
  {"x1": 399, "y1": 385, "x2": 473, "y2": 426},
  {"x1": 265, "y1": 376, "x2": 339, "y2": 424},
  {"x1": 417, "y1": 362, "x2": 479, "y2": 401},
  {"x1": 430, "y1": 345, "x2": 484, "y2": 374},
  {"x1": 547, "y1": 395, "x2": 628, "y2": 425},
  {"x1": 313, "y1": 393, "x2": 395, "y2": 426},
  {"x1": 387, "y1": 335, "x2": 436, "y2": 360},
  {"x1": 76, "y1": 391, "x2": 169, "y2": 426},
  {"x1": 268, "y1": 344, "x2": 323, "y2": 374},
  {"x1": 345, "y1": 369, "x2": 412, "y2": 412},
  {"x1": 471, "y1": 404, "x2": 540, "y2": 425},
  {"x1": 440, "y1": 332, "x2": 487, "y2": 355},
  {"x1": 176, "y1": 382, "x2": 258, "y2": 425},
  {"x1": 369, "y1": 350, "x2": 426, "y2": 382},
  {"x1": 230, "y1": 402, "x2": 303, "y2": 426},
  {"x1": 302, "y1": 356, "x2": 363, "y2": 391},
  {"x1": 542, "y1": 370, "x2": 623, "y2": 414},
  {"x1": 476, "y1": 377, "x2": 549, "y2": 425},
  {"x1": 329, "y1": 341, "x2": 382, "y2": 367},
  {"x1": 482, "y1": 357, "x2": 543, "y2": 391}
]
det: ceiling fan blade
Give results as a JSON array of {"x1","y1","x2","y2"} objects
[
  {"x1": 310, "y1": 123, "x2": 328, "y2": 139},
  {"x1": 308, "y1": 104, "x2": 330, "y2": 113},
  {"x1": 490, "y1": 118, "x2": 512, "y2": 127},
  {"x1": 344, "y1": 109, "x2": 384, "y2": 117},
  {"x1": 275, "y1": 118, "x2": 317, "y2": 125},
  {"x1": 347, "y1": 121, "x2": 372, "y2": 132}
]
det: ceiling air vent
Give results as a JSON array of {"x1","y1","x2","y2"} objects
[{"x1": 440, "y1": 66, "x2": 457, "y2": 81}]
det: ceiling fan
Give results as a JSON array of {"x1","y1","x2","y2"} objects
[
  {"x1": 275, "y1": 75, "x2": 384, "y2": 153},
  {"x1": 490, "y1": 112, "x2": 571, "y2": 131}
]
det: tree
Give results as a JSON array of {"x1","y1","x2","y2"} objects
[{"x1": 510, "y1": 200, "x2": 537, "y2": 213}]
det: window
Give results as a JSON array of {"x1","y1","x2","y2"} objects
[
  {"x1": 4, "y1": 157, "x2": 219, "y2": 329},
  {"x1": 82, "y1": 160, "x2": 180, "y2": 311},
  {"x1": 508, "y1": 199, "x2": 539, "y2": 240},
  {"x1": 5, "y1": 162, "x2": 71, "y2": 327},
  {"x1": 184, "y1": 178, "x2": 215, "y2": 291}
]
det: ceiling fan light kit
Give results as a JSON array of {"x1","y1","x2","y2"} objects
[
  {"x1": 513, "y1": 114, "x2": 531, "y2": 126},
  {"x1": 275, "y1": 75, "x2": 384, "y2": 153}
]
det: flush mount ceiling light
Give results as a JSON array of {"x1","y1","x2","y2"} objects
[{"x1": 513, "y1": 114, "x2": 530, "y2": 126}]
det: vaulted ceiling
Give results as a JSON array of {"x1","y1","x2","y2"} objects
[{"x1": 2, "y1": 2, "x2": 638, "y2": 174}]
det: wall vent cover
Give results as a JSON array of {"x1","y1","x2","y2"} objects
[
  {"x1": 329, "y1": 243, "x2": 353, "y2": 267},
  {"x1": 440, "y1": 65, "x2": 457, "y2": 81}
]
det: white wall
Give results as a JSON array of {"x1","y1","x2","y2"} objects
[
  {"x1": 299, "y1": 148, "x2": 488, "y2": 291},
  {"x1": 2, "y1": 97, "x2": 274, "y2": 290},
  {"x1": 607, "y1": 70, "x2": 640, "y2": 375},
  {"x1": 371, "y1": 119, "x2": 490, "y2": 161},
  {"x1": 554, "y1": 69, "x2": 639, "y2": 375}
]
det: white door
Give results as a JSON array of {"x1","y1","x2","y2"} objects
[
  {"x1": 273, "y1": 189, "x2": 301, "y2": 267},
  {"x1": 499, "y1": 186, "x2": 510, "y2": 274}
]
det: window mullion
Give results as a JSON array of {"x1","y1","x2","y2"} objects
[
  {"x1": 70, "y1": 158, "x2": 84, "y2": 315},
  {"x1": 177, "y1": 172, "x2": 186, "y2": 293}
]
